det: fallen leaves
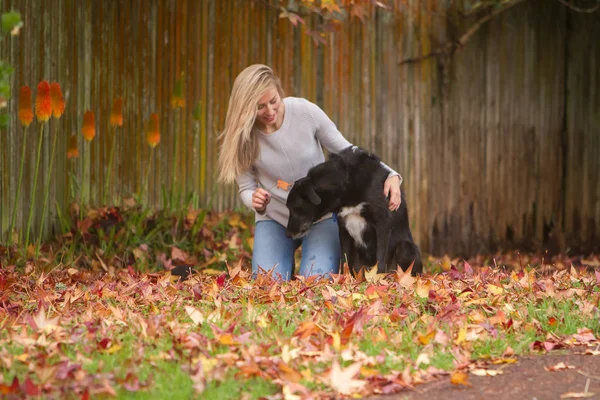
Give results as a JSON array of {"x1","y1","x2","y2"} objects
[{"x1": 0, "y1": 247, "x2": 598, "y2": 398}]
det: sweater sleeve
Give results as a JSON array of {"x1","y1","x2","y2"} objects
[
  {"x1": 235, "y1": 167, "x2": 264, "y2": 213},
  {"x1": 306, "y1": 100, "x2": 403, "y2": 186}
]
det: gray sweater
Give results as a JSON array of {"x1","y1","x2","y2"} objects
[{"x1": 236, "y1": 97, "x2": 401, "y2": 228}]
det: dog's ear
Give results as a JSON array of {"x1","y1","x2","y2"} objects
[{"x1": 307, "y1": 184, "x2": 322, "y2": 205}]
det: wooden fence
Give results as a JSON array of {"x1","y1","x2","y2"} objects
[{"x1": 0, "y1": 0, "x2": 598, "y2": 256}]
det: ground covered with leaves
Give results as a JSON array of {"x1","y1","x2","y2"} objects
[{"x1": 1, "y1": 208, "x2": 599, "y2": 399}]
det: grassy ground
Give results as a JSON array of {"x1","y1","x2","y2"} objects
[{"x1": 0, "y1": 206, "x2": 599, "y2": 399}]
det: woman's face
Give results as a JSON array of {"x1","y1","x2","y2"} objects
[{"x1": 255, "y1": 87, "x2": 283, "y2": 131}]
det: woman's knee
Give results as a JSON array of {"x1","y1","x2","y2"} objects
[
  {"x1": 252, "y1": 221, "x2": 298, "y2": 280},
  {"x1": 299, "y1": 218, "x2": 341, "y2": 277}
]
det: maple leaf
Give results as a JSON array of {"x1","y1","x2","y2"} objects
[
  {"x1": 415, "y1": 278, "x2": 431, "y2": 298},
  {"x1": 325, "y1": 360, "x2": 366, "y2": 395},
  {"x1": 277, "y1": 361, "x2": 303, "y2": 383},
  {"x1": 277, "y1": 179, "x2": 291, "y2": 191},
  {"x1": 450, "y1": 371, "x2": 471, "y2": 386},
  {"x1": 31, "y1": 307, "x2": 60, "y2": 333},
  {"x1": 572, "y1": 328, "x2": 597, "y2": 343},
  {"x1": 23, "y1": 377, "x2": 40, "y2": 396},
  {"x1": 279, "y1": 9, "x2": 305, "y2": 27},
  {"x1": 350, "y1": 4, "x2": 369, "y2": 22},
  {"x1": 320, "y1": 0, "x2": 342, "y2": 13},
  {"x1": 394, "y1": 267, "x2": 415, "y2": 288},
  {"x1": 293, "y1": 322, "x2": 322, "y2": 339},
  {"x1": 305, "y1": 29, "x2": 327, "y2": 46}
]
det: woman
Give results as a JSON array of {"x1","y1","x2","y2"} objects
[{"x1": 218, "y1": 64, "x2": 402, "y2": 281}]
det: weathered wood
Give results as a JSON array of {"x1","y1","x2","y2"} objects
[{"x1": 0, "y1": 0, "x2": 598, "y2": 256}]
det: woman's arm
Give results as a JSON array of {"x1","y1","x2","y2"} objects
[
  {"x1": 306, "y1": 100, "x2": 403, "y2": 184},
  {"x1": 236, "y1": 168, "x2": 268, "y2": 214}
]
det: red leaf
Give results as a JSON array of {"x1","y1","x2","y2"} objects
[
  {"x1": 81, "y1": 389, "x2": 90, "y2": 400},
  {"x1": 449, "y1": 265, "x2": 461, "y2": 280},
  {"x1": 463, "y1": 260, "x2": 474, "y2": 276},
  {"x1": 0, "y1": 376, "x2": 19, "y2": 395},
  {"x1": 216, "y1": 273, "x2": 227, "y2": 288},
  {"x1": 98, "y1": 338, "x2": 111, "y2": 349},
  {"x1": 192, "y1": 284, "x2": 203, "y2": 301},
  {"x1": 23, "y1": 376, "x2": 39, "y2": 396}
]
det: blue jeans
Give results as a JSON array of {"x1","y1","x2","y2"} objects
[{"x1": 252, "y1": 218, "x2": 341, "y2": 281}]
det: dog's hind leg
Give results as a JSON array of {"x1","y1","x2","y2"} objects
[
  {"x1": 375, "y1": 225, "x2": 392, "y2": 274},
  {"x1": 394, "y1": 240, "x2": 423, "y2": 275}
]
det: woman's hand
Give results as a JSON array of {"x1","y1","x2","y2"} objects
[
  {"x1": 384, "y1": 175, "x2": 401, "y2": 212},
  {"x1": 252, "y1": 188, "x2": 271, "y2": 212}
]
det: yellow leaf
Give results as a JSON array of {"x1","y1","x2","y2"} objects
[
  {"x1": 331, "y1": 331, "x2": 341, "y2": 351},
  {"x1": 218, "y1": 334, "x2": 237, "y2": 346},
  {"x1": 192, "y1": 355, "x2": 217, "y2": 374},
  {"x1": 360, "y1": 366, "x2": 379, "y2": 377},
  {"x1": 364, "y1": 265, "x2": 380, "y2": 282},
  {"x1": 202, "y1": 268, "x2": 223, "y2": 276},
  {"x1": 301, "y1": 368, "x2": 313, "y2": 382},
  {"x1": 450, "y1": 371, "x2": 470, "y2": 386},
  {"x1": 492, "y1": 358, "x2": 517, "y2": 365},
  {"x1": 441, "y1": 255, "x2": 452, "y2": 271},
  {"x1": 352, "y1": 293, "x2": 366, "y2": 301},
  {"x1": 418, "y1": 330, "x2": 436, "y2": 345},
  {"x1": 455, "y1": 325, "x2": 467, "y2": 345},
  {"x1": 486, "y1": 284, "x2": 504, "y2": 295},
  {"x1": 103, "y1": 344, "x2": 122, "y2": 354},
  {"x1": 415, "y1": 279, "x2": 431, "y2": 299}
]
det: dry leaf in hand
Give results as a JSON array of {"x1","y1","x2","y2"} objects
[{"x1": 277, "y1": 179, "x2": 291, "y2": 191}]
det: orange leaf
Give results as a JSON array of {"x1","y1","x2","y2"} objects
[
  {"x1": 450, "y1": 371, "x2": 470, "y2": 386},
  {"x1": 277, "y1": 179, "x2": 291, "y2": 191}
]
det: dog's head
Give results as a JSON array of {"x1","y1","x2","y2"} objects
[{"x1": 285, "y1": 158, "x2": 348, "y2": 239}]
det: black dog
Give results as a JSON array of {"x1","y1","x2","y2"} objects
[{"x1": 286, "y1": 146, "x2": 422, "y2": 276}]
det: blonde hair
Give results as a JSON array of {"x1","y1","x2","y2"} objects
[{"x1": 217, "y1": 64, "x2": 285, "y2": 183}]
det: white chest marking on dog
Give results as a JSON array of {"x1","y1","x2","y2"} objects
[{"x1": 338, "y1": 203, "x2": 367, "y2": 248}]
